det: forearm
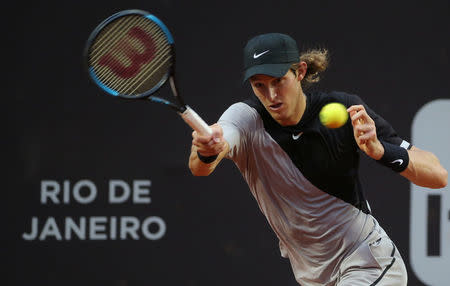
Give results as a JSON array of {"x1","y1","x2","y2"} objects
[
  {"x1": 347, "y1": 104, "x2": 448, "y2": 189},
  {"x1": 188, "y1": 143, "x2": 229, "y2": 176},
  {"x1": 400, "y1": 146, "x2": 448, "y2": 189}
]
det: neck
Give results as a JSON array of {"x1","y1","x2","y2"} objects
[
  {"x1": 297, "y1": 91, "x2": 307, "y2": 123},
  {"x1": 288, "y1": 91, "x2": 306, "y2": 126}
]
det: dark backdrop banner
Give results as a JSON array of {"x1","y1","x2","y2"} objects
[{"x1": 9, "y1": 0, "x2": 450, "y2": 285}]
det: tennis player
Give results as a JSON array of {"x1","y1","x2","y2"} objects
[{"x1": 189, "y1": 33, "x2": 447, "y2": 285}]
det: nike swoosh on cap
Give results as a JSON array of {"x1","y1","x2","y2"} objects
[
  {"x1": 253, "y1": 50, "x2": 270, "y2": 58},
  {"x1": 391, "y1": 159, "x2": 403, "y2": 165}
]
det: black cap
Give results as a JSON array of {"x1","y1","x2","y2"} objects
[{"x1": 243, "y1": 33, "x2": 299, "y2": 83}]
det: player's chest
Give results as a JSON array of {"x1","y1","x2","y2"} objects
[{"x1": 259, "y1": 123, "x2": 357, "y2": 174}]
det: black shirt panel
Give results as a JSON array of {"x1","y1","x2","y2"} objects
[
  {"x1": 344, "y1": 92, "x2": 405, "y2": 147},
  {"x1": 243, "y1": 90, "x2": 404, "y2": 214}
]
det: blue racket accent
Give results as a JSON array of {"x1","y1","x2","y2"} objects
[
  {"x1": 146, "y1": 14, "x2": 174, "y2": 44},
  {"x1": 150, "y1": 97, "x2": 171, "y2": 105},
  {"x1": 89, "y1": 67, "x2": 119, "y2": 96}
]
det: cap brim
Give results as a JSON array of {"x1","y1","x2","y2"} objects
[{"x1": 243, "y1": 63, "x2": 293, "y2": 83}]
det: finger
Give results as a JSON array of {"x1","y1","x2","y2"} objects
[
  {"x1": 358, "y1": 130, "x2": 376, "y2": 142},
  {"x1": 351, "y1": 108, "x2": 374, "y2": 124},
  {"x1": 351, "y1": 110, "x2": 373, "y2": 126},
  {"x1": 348, "y1": 110, "x2": 358, "y2": 122},
  {"x1": 195, "y1": 137, "x2": 226, "y2": 153},
  {"x1": 196, "y1": 143, "x2": 216, "y2": 155},
  {"x1": 347, "y1": 105, "x2": 365, "y2": 114},
  {"x1": 350, "y1": 112, "x2": 365, "y2": 132},
  {"x1": 350, "y1": 109, "x2": 365, "y2": 122},
  {"x1": 348, "y1": 105, "x2": 371, "y2": 124},
  {"x1": 348, "y1": 107, "x2": 364, "y2": 124},
  {"x1": 193, "y1": 136, "x2": 213, "y2": 147},
  {"x1": 196, "y1": 134, "x2": 214, "y2": 144},
  {"x1": 211, "y1": 132, "x2": 222, "y2": 143},
  {"x1": 197, "y1": 142, "x2": 225, "y2": 156},
  {"x1": 359, "y1": 111, "x2": 374, "y2": 124},
  {"x1": 210, "y1": 124, "x2": 223, "y2": 143},
  {"x1": 347, "y1": 104, "x2": 366, "y2": 123},
  {"x1": 355, "y1": 123, "x2": 373, "y2": 134},
  {"x1": 350, "y1": 111, "x2": 368, "y2": 139},
  {"x1": 192, "y1": 138, "x2": 203, "y2": 147},
  {"x1": 192, "y1": 129, "x2": 211, "y2": 143}
]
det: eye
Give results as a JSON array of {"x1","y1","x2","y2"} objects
[
  {"x1": 253, "y1": 82, "x2": 264, "y2": 88},
  {"x1": 273, "y1": 77, "x2": 283, "y2": 86}
]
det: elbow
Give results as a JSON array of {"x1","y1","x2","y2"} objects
[
  {"x1": 436, "y1": 167, "x2": 448, "y2": 189},
  {"x1": 188, "y1": 163, "x2": 213, "y2": 177},
  {"x1": 428, "y1": 167, "x2": 448, "y2": 189}
]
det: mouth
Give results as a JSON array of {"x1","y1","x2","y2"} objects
[{"x1": 269, "y1": 102, "x2": 283, "y2": 111}]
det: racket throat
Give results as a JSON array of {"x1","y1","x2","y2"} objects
[
  {"x1": 179, "y1": 106, "x2": 212, "y2": 135},
  {"x1": 169, "y1": 76, "x2": 186, "y2": 107}
]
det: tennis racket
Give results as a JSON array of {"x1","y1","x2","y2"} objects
[{"x1": 84, "y1": 9, "x2": 212, "y2": 135}]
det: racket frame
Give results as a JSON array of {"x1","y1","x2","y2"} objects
[
  {"x1": 85, "y1": 10, "x2": 212, "y2": 135},
  {"x1": 84, "y1": 10, "x2": 185, "y2": 111}
]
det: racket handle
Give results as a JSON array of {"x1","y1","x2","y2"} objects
[{"x1": 179, "y1": 106, "x2": 212, "y2": 136}]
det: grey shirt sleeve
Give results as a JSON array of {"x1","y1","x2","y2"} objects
[{"x1": 217, "y1": 102, "x2": 260, "y2": 160}]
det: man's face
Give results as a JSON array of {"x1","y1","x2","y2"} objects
[{"x1": 250, "y1": 69, "x2": 304, "y2": 126}]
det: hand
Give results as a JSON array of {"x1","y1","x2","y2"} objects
[
  {"x1": 192, "y1": 123, "x2": 226, "y2": 157},
  {"x1": 347, "y1": 105, "x2": 384, "y2": 160}
]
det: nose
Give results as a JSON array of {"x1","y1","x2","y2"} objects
[{"x1": 267, "y1": 87, "x2": 277, "y2": 101}]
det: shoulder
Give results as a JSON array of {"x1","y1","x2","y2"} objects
[
  {"x1": 319, "y1": 90, "x2": 364, "y2": 106},
  {"x1": 302, "y1": 91, "x2": 359, "y2": 119},
  {"x1": 304, "y1": 91, "x2": 372, "y2": 122},
  {"x1": 220, "y1": 102, "x2": 260, "y2": 122},
  {"x1": 218, "y1": 102, "x2": 261, "y2": 132}
]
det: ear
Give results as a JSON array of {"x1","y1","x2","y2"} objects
[{"x1": 297, "y1": 61, "x2": 307, "y2": 81}]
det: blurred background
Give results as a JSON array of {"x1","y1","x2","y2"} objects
[{"x1": 8, "y1": 0, "x2": 450, "y2": 285}]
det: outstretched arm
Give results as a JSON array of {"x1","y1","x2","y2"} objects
[
  {"x1": 347, "y1": 105, "x2": 448, "y2": 189},
  {"x1": 400, "y1": 146, "x2": 447, "y2": 188},
  {"x1": 189, "y1": 123, "x2": 229, "y2": 176}
]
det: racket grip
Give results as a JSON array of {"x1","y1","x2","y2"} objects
[{"x1": 179, "y1": 106, "x2": 212, "y2": 135}]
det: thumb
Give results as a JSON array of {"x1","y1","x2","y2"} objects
[
  {"x1": 212, "y1": 132, "x2": 222, "y2": 143},
  {"x1": 211, "y1": 125, "x2": 223, "y2": 143}
]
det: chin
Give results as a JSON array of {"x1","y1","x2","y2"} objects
[{"x1": 271, "y1": 115, "x2": 288, "y2": 125}]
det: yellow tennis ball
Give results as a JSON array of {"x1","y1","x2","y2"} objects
[{"x1": 319, "y1": 102, "x2": 349, "y2": 129}]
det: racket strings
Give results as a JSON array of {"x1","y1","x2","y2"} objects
[
  {"x1": 91, "y1": 17, "x2": 161, "y2": 65},
  {"x1": 90, "y1": 17, "x2": 162, "y2": 76},
  {"x1": 102, "y1": 43, "x2": 170, "y2": 96},
  {"x1": 89, "y1": 15, "x2": 173, "y2": 95},
  {"x1": 96, "y1": 31, "x2": 169, "y2": 93},
  {"x1": 101, "y1": 31, "x2": 170, "y2": 93},
  {"x1": 125, "y1": 45, "x2": 171, "y2": 95},
  {"x1": 90, "y1": 16, "x2": 137, "y2": 61}
]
